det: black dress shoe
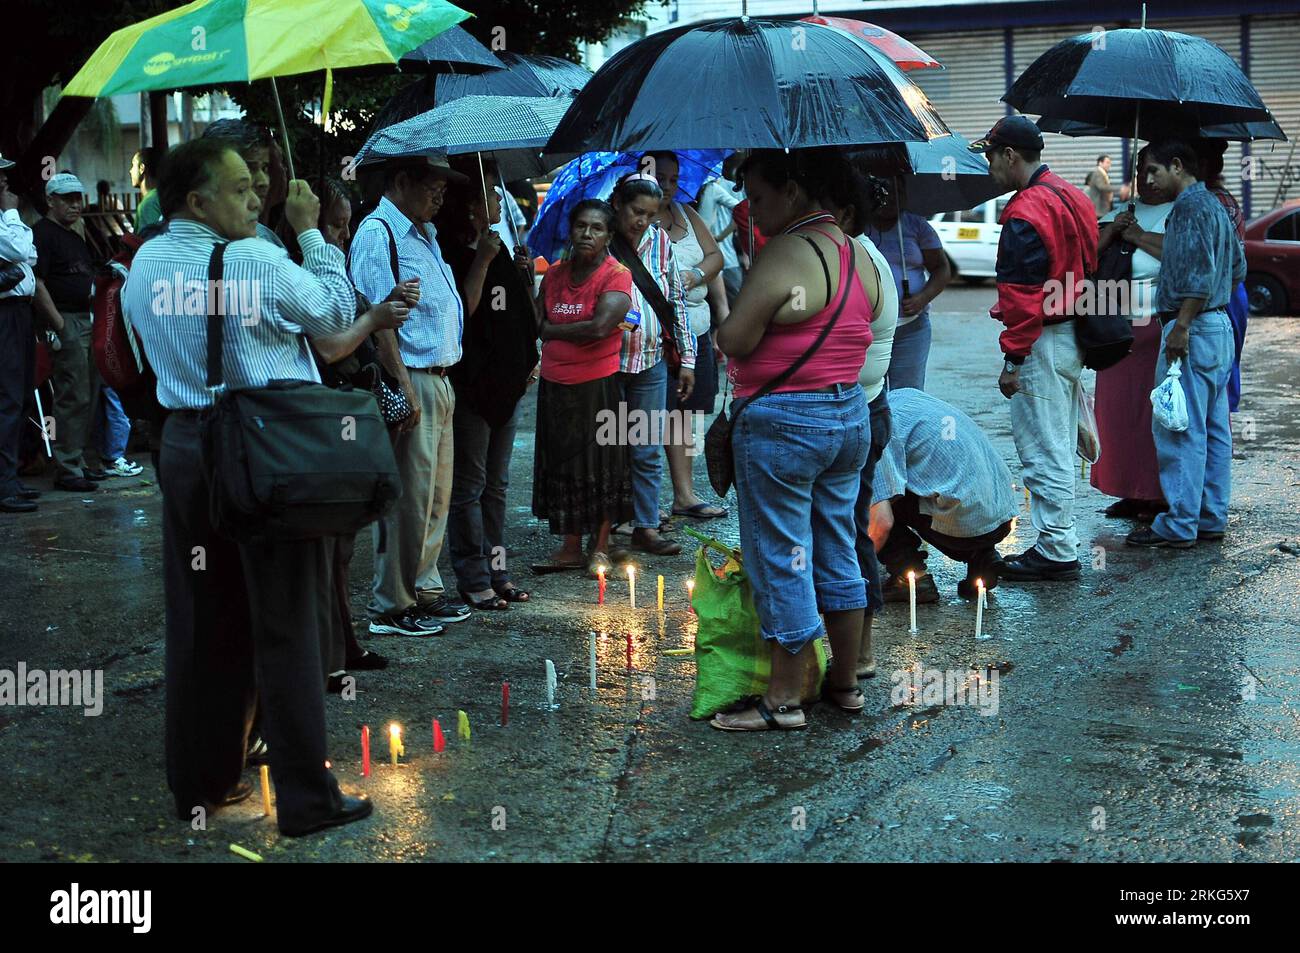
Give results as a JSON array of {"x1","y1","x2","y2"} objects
[
  {"x1": 221, "y1": 781, "x2": 255, "y2": 806},
  {"x1": 999, "y1": 548, "x2": 1081, "y2": 581},
  {"x1": 346, "y1": 650, "x2": 389, "y2": 671},
  {"x1": 279, "y1": 794, "x2": 374, "y2": 837},
  {"x1": 54, "y1": 476, "x2": 98, "y2": 492},
  {"x1": 83, "y1": 467, "x2": 109, "y2": 482},
  {"x1": 0, "y1": 496, "x2": 37, "y2": 513},
  {"x1": 15, "y1": 483, "x2": 40, "y2": 500},
  {"x1": 173, "y1": 781, "x2": 255, "y2": 820}
]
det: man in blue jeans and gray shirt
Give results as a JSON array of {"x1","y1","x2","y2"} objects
[{"x1": 1127, "y1": 139, "x2": 1245, "y2": 549}]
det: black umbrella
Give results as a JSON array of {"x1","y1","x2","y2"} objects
[
  {"x1": 1004, "y1": 28, "x2": 1278, "y2": 132},
  {"x1": 398, "y1": 25, "x2": 503, "y2": 72},
  {"x1": 544, "y1": 17, "x2": 948, "y2": 154},
  {"x1": 371, "y1": 53, "x2": 591, "y2": 131},
  {"x1": 1035, "y1": 115, "x2": 1286, "y2": 143}
]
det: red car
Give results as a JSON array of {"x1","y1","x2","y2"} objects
[{"x1": 1245, "y1": 199, "x2": 1300, "y2": 316}]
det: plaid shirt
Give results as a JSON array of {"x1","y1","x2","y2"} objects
[
  {"x1": 618, "y1": 224, "x2": 696, "y2": 374},
  {"x1": 872, "y1": 389, "x2": 1016, "y2": 538}
]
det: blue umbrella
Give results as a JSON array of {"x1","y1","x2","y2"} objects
[{"x1": 529, "y1": 150, "x2": 730, "y2": 262}]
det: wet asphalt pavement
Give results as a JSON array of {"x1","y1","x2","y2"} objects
[{"x1": 1, "y1": 285, "x2": 1297, "y2": 863}]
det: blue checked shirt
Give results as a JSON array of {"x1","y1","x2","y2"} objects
[
  {"x1": 872, "y1": 388, "x2": 1016, "y2": 538},
  {"x1": 619, "y1": 224, "x2": 696, "y2": 374},
  {"x1": 122, "y1": 219, "x2": 355, "y2": 409},
  {"x1": 1154, "y1": 181, "x2": 1246, "y2": 317},
  {"x1": 349, "y1": 196, "x2": 463, "y2": 369}
]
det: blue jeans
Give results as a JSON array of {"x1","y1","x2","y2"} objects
[
  {"x1": 616, "y1": 359, "x2": 668, "y2": 529},
  {"x1": 92, "y1": 385, "x2": 131, "y2": 461},
  {"x1": 1152, "y1": 311, "x2": 1234, "y2": 542},
  {"x1": 448, "y1": 401, "x2": 520, "y2": 592},
  {"x1": 886, "y1": 314, "x2": 931, "y2": 392},
  {"x1": 734, "y1": 384, "x2": 869, "y2": 652},
  {"x1": 855, "y1": 391, "x2": 892, "y2": 617}
]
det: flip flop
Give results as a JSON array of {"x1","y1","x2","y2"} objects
[
  {"x1": 711, "y1": 697, "x2": 806, "y2": 732},
  {"x1": 494, "y1": 583, "x2": 531, "y2": 603},
  {"x1": 530, "y1": 558, "x2": 586, "y2": 575},
  {"x1": 672, "y1": 502, "x2": 728, "y2": 519}
]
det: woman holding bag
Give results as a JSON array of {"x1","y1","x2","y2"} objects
[{"x1": 712, "y1": 148, "x2": 879, "y2": 732}]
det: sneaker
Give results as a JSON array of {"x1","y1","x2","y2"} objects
[
  {"x1": 999, "y1": 547, "x2": 1082, "y2": 581},
  {"x1": 416, "y1": 596, "x2": 471, "y2": 626},
  {"x1": 105, "y1": 457, "x2": 144, "y2": 477},
  {"x1": 883, "y1": 571, "x2": 939, "y2": 604},
  {"x1": 369, "y1": 607, "x2": 438, "y2": 637},
  {"x1": 246, "y1": 735, "x2": 269, "y2": 766}
]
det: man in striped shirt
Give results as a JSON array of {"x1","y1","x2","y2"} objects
[
  {"x1": 349, "y1": 156, "x2": 471, "y2": 634},
  {"x1": 123, "y1": 137, "x2": 372, "y2": 837},
  {"x1": 870, "y1": 388, "x2": 1015, "y2": 601}
]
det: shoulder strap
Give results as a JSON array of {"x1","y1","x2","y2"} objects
[
  {"x1": 346, "y1": 217, "x2": 401, "y2": 285},
  {"x1": 802, "y1": 232, "x2": 833, "y2": 305},
  {"x1": 732, "y1": 237, "x2": 856, "y2": 415},
  {"x1": 205, "y1": 242, "x2": 228, "y2": 389},
  {"x1": 1030, "y1": 180, "x2": 1097, "y2": 275},
  {"x1": 609, "y1": 232, "x2": 676, "y2": 329}
]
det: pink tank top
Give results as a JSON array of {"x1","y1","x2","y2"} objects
[{"x1": 731, "y1": 227, "x2": 874, "y2": 398}]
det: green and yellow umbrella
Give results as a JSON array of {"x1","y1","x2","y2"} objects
[{"x1": 64, "y1": 0, "x2": 470, "y2": 174}]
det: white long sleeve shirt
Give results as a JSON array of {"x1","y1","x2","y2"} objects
[{"x1": 0, "y1": 209, "x2": 37, "y2": 299}]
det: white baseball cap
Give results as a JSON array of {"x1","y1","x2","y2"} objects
[{"x1": 46, "y1": 173, "x2": 86, "y2": 197}]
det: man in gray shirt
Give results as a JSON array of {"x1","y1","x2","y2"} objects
[{"x1": 870, "y1": 388, "x2": 1016, "y2": 601}]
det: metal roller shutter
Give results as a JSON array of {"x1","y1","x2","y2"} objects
[
  {"x1": 905, "y1": 29, "x2": 1010, "y2": 154},
  {"x1": 1243, "y1": 13, "x2": 1300, "y2": 216}
]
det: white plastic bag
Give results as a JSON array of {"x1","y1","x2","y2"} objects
[
  {"x1": 1076, "y1": 386, "x2": 1101, "y2": 463},
  {"x1": 1151, "y1": 359, "x2": 1189, "y2": 432}
]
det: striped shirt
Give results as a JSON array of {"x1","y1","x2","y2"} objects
[
  {"x1": 349, "y1": 196, "x2": 462, "y2": 369},
  {"x1": 122, "y1": 219, "x2": 354, "y2": 409},
  {"x1": 0, "y1": 209, "x2": 37, "y2": 299},
  {"x1": 872, "y1": 388, "x2": 1016, "y2": 538},
  {"x1": 618, "y1": 224, "x2": 695, "y2": 374}
]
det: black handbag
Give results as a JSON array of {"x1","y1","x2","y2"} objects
[
  {"x1": 704, "y1": 236, "x2": 854, "y2": 497},
  {"x1": 1035, "y1": 182, "x2": 1135, "y2": 371},
  {"x1": 200, "y1": 243, "x2": 402, "y2": 542}
]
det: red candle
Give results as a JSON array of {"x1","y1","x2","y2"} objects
[
  {"x1": 361, "y1": 725, "x2": 371, "y2": 777},
  {"x1": 501, "y1": 681, "x2": 510, "y2": 726},
  {"x1": 626, "y1": 632, "x2": 633, "y2": 671},
  {"x1": 597, "y1": 569, "x2": 606, "y2": 605},
  {"x1": 433, "y1": 718, "x2": 446, "y2": 753}
]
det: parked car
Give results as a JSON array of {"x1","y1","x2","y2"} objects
[
  {"x1": 930, "y1": 193, "x2": 1013, "y2": 283},
  {"x1": 1244, "y1": 199, "x2": 1300, "y2": 316}
]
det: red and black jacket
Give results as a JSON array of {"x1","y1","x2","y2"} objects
[{"x1": 991, "y1": 166, "x2": 1099, "y2": 363}]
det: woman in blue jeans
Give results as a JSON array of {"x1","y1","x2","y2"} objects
[
  {"x1": 713, "y1": 149, "x2": 880, "y2": 732},
  {"x1": 436, "y1": 158, "x2": 540, "y2": 609}
]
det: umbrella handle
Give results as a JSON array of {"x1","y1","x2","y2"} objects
[{"x1": 270, "y1": 77, "x2": 297, "y2": 182}]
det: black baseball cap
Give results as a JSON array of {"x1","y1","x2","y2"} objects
[{"x1": 969, "y1": 115, "x2": 1045, "y2": 153}]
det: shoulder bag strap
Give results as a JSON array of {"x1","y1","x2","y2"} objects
[
  {"x1": 730, "y1": 235, "x2": 855, "y2": 417},
  {"x1": 345, "y1": 217, "x2": 401, "y2": 286},
  {"x1": 205, "y1": 242, "x2": 228, "y2": 389},
  {"x1": 610, "y1": 233, "x2": 677, "y2": 329}
]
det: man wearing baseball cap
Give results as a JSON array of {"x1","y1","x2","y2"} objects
[
  {"x1": 970, "y1": 116, "x2": 1098, "y2": 583},
  {"x1": 34, "y1": 171, "x2": 106, "y2": 492}
]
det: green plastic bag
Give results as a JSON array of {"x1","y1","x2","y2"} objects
[{"x1": 689, "y1": 543, "x2": 828, "y2": 720}]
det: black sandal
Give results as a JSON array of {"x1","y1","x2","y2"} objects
[
  {"x1": 494, "y1": 583, "x2": 530, "y2": 603},
  {"x1": 711, "y1": 696, "x2": 807, "y2": 731},
  {"x1": 460, "y1": 589, "x2": 509, "y2": 611}
]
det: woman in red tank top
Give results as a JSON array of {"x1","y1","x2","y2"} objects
[{"x1": 712, "y1": 149, "x2": 881, "y2": 733}]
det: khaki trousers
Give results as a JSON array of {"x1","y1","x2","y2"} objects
[
  {"x1": 50, "y1": 310, "x2": 100, "y2": 478},
  {"x1": 370, "y1": 371, "x2": 455, "y2": 615}
]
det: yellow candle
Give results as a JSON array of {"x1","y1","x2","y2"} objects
[
  {"x1": 657, "y1": 574, "x2": 664, "y2": 611},
  {"x1": 258, "y1": 764, "x2": 272, "y2": 815},
  {"x1": 457, "y1": 709, "x2": 471, "y2": 742},
  {"x1": 389, "y1": 723, "x2": 404, "y2": 765},
  {"x1": 229, "y1": 844, "x2": 263, "y2": 862}
]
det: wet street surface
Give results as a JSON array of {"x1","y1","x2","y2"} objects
[{"x1": 2, "y1": 287, "x2": 1297, "y2": 862}]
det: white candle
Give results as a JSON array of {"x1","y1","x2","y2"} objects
[
  {"x1": 975, "y1": 579, "x2": 987, "y2": 640},
  {"x1": 545, "y1": 659, "x2": 557, "y2": 709},
  {"x1": 908, "y1": 571, "x2": 918, "y2": 634},
  {"x1": 628, "y1": 566, "x2": 636, "y2": 609},
  {"x1": 588, "y1": 631, "x2": 597, "y2": 690}
]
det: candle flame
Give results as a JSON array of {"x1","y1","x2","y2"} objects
[
  {"x1": 976, "y1": 578, "x2": 984, "y2": 589},
  {"x1": 389, "y1": 723, "x2": 401, "y2": 740},
  {"x1": 627, "y1": 565, "x2": 635, "y2": 578},
  {"x1": 907, "y1": 570, "x2": 916, "y2": 581},
  {"x1": 686, "y1": 579, "x2": 695, "y2": 591}
]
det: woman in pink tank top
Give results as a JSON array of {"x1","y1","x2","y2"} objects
[{"x1": 712, "y1": 149, "x2": 881, "y2": 733}]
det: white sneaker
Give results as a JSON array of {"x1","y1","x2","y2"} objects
[{"x1": 106, "y1": 457, "x2": 143, "y2": 477}]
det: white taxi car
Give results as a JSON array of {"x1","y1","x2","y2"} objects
[{"x1": 930, "y1": 193, "x2": 1013, "y2": 284}]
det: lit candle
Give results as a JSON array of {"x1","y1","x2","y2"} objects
[
  {"x1": 361, "y1": 725, "x2": 371, "y2": 777},
  {"x1": 627, "y1": 565, "x2": 636, "y2": 609},
  {"x1": 259, "y1": 764, "x2": 272, "y2": 816},
  {"x1": 657, "y1": 574, "x2": 664, "y2": 611},
  {"x1": 432, "y1": 718, "x2": 445, "y2": 753},
  {"x1": 457, "y1": 709, "x2": 471, "y2": 742},
  {"x1": 686, "y1": 578, "x2": 695, "y2": 614},
  {"x1": 545, "y1": 659, "x2": 557, "y2": 709},
  {"x1": 501, "y1": 681, "x2": 510, "y2": 726},
  {"x1": 389, "y1": 723, "x2": 404, "y2": 766},
  {"x1": 975, "y1": 579, "x2": 986, "y2": 641},
  {"x1": 908, "y1": 571, "x2": 918, "y2": 635},
  {"x1": 597, "y1": 568, "x2": 606, "y2": 605},
  {"x1": 589, "y1": 631, "x2": 597, "y2": 690}
]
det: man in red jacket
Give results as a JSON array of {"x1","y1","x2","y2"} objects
[{"x1": 971, "y1": 116, "x2": 1098, "y2": 582}]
